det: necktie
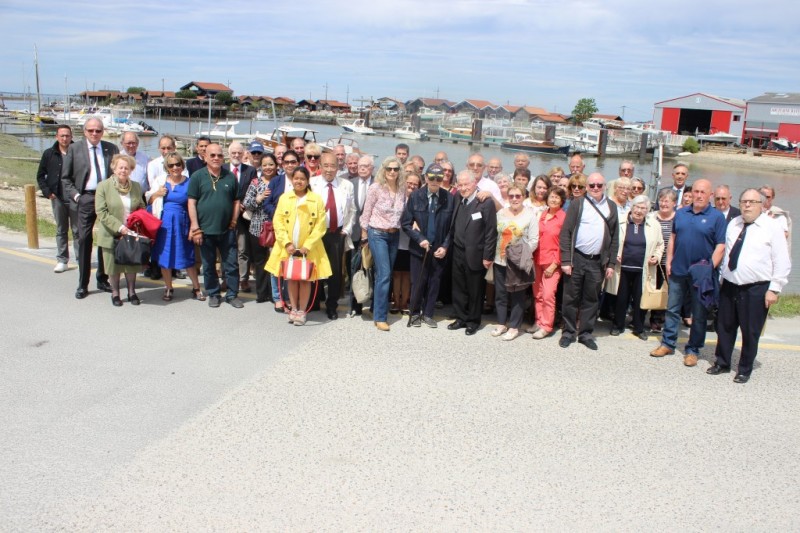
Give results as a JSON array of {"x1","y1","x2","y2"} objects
[
  {"x1": 92, "y1": 145, "x2": 103, "y2": 186},
  {"x1": 327, "y1": 183, "x2": 338, "y2": 232},
  {"x1": 727, "y1": 222, "x2": 751, "y2": 271},
  {"x1": 233, "y1": 166, "x2": 239, "y2": 179},
  {"x1": 426, "y1": 194, "x2": 437, "y2": 242}
]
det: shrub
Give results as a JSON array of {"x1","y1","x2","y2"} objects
[{"x1": 683, "y1": 137, "x2": 700, "y2": 153}]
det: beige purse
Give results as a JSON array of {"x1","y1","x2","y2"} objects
[{"x1": 640, "y1": 265, "x2": 668, "y2": 310}]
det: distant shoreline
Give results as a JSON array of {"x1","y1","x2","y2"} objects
[{"x1": 677, "y1": 150, "x2": 800, "y2": 174}]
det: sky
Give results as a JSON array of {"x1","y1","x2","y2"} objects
[{"x1": 1, "y1": 0, "x2": 798, "y2": 122}]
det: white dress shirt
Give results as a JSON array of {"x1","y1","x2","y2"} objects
[
  {"x1": 310, "y1": 175, "x2": 356, "y2": 236},
  {"x1": 477, "y1": 176, "x2": 503, "y2": 205},
  {"x1": 575, "y1": 196, "x2": 610, "y2": 256},
  {"x1": 123, "y1": 149, "x2": 151, "y2": 193},
  {"x1": 85, "y1": 142, "x2": 105, "y2": 191},
  {"x1": 721, "y1": 213, "x2": 791, "y2": 293}
]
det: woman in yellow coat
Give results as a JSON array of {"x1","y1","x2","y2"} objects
[{"x1": 266, "y1": 166, "x2": 332, "y2": 325}]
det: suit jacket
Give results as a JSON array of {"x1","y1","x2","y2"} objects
[
  {"x1": 186, "y1": 157, "x2": 206, "y2": 176},
  {"x1": 349, "y1": 175, "x2": 373, "y2": 240},
  {"x1": 94, "y1": 179, "x2": 146, "y2": 249},
  {"x1": 223, "y1": 162, "x2": 258, "y2": 201},
  {"x1": 448, "y1": 195, "x2": 498, "y2": 270},
  {"x1": 725, "y1": 206, "x2": 741, "y2": 223},
  {"x1": 61, "y1": 139, "x2": 119, "y2": 201},
  {"x1": 401, "y1": 186, "x2": 455, "y2": 258},
  {"x1": 265, "y1": 171, "x2": 286, "y2": 220}
]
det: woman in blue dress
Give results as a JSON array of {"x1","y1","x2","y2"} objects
[{"x1": 149, "y1": 152, "x2": 204, "y2": 302}]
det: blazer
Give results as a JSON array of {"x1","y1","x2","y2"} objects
[
  {"x1": 559, "y1": 195, "x2": 620, "y2": 270},
  {"x1": 724, "y1": 206, "x2": 741, "y2": 223},
  {"x1": 605, "y1": 213, "x2": 665, "y2": 296},
  {"x1": 349, "y1": 175, "x2": 373, "y2": 239},
  {"x1": 448, "y1": 195, "x2": 498, "y2": 271},
  {"x1": 36, "y1": 140, "x2": 70, "y2": 199},
  {"x1": 94, "y1": 179, "x2": 146, "y2": 249},
  {"x1": 186, "y1": 157, "x2": 206, "y2": 176},
  {"x1": 264, "y1": 171, "x2": 286, "y2": 220},
  {"x1": 401, "y1": 186, "x2": 455, "y2": 258},
  {"x1": 61, "y1": 139, "x2": 119, "y2": 202},
  {"x1": 223, "y1": 162, "x2": 258, "y2": 201}
]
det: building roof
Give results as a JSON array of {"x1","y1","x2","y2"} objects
[
  {"x1": 458, "y1": 99, "x2": 497, "y2": 110},
  {"x1": 747, "y1": 92, "x2": 800, "y2": 104},
  {"x1": 407, "y1": 97, "x2": 456, "y2": 108},
  {"x1": 179, "y1": 81, "x2": 233, "y2": 93},
  {"x1": 79, "y1": 90, "x2": 123, "y2": 98},
  {"x1": 531, "y1": 113, "x2": 568, "y2": 123},
  {"x1": 317, "y1": 99, "x2": 350, "y2": 109},
  {"x1": 592, "y1": 113, "x2": 624, "y2": 121},
  {"x1": 654, "y1": 92, "x2": 745, "y2": 109}
]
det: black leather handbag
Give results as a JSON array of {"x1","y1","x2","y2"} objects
[{"x1": 113, "y1": 234, "x2": 151, "y2": 266}]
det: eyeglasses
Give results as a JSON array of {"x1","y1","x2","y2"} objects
[
  {"x1": 386, "y1": 167, "x2": 401, "y2": 172},
  {"x1": 740, "y1": 199, "x2": 762, "y2": 205},
  {"x1": 283, "y1": 159, "x2": 299, "y2": 164},
  {"x1": 632, "y1": 186, "x2": 644, "y2": 192},
  {"x1": 306, "y1": 154, "x2": 320, "y2": 160},
  {"x1": 85, "y1": 129, "x2": 103, "y2": 134},
  {"x1": 207, "y1": 154, "x2": 224, "y2": 158},
  {"x1": 588, "y1": 183, "x2": 604, "y2": 189},
  {"x1": 167, "y1": 162, "x2": 183, "y2": 168},
  {"x1": 571, "y1": 184, "x2": 586, "y2": 190},
  {"x1": 468, "y1": 162, "x2": 484, "y2": 168},
  {"x1": 507, "y1": 194, "x2": 523, "y2": 199}
]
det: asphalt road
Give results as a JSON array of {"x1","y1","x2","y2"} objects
[{"x1": 2, "y1": 231, "x2": 799, "y2": 531}]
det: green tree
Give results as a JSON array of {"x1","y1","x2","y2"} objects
[
  {"x1": 126, "y1": 86, "x2": 146, "y2": 94},
  {"x1": 215, "y1": 91, "x2": 234, "y2": 105},
  {"x1": 572, "y1": 97, "x2": 598, "y2": 125},
  {"x1": 175, "y1": 89, "x2": 197, "y2": 99}
]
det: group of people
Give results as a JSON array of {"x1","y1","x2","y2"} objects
[{"x1": 39, "y1": 122, "x2": 792, "y2": 382}]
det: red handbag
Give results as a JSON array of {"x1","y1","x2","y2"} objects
[
  {"x1": 281, "y1": 253, "x2": 315, "y2": 281},
  {"x1": 127, "y1": 208, "x2": 163, "y2": 240},
  {"x1": 259, "y1": 220, "x2": 275, "y2": 247}
]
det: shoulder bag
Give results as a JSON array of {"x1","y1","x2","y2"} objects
[{"x1": 114, "y1": 232, "x2": 152, "y2": 266}]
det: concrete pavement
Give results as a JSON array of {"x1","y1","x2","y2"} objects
[{"x1": 1, "y1": 231, "x2": 799, "y2": 531}]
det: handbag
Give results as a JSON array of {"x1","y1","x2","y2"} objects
[
  {"x1": 113, "y1": 233, "x2": 152, "y2": 266},
  {"x1": 259, "y1": 220, "x2": 275, "y2": 248},
  {"x1": 361, "y1": 243, "x2": 373, "y2": 270},
  {"x1": 640, "y1": 265, "x2": 668, "y2": 310},
  {"x1": 281, "y1": 253, "x2": 315, "y2": 281}
]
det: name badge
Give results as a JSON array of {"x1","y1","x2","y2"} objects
[{"x1": 471, "y1": 212, "x2": 482, "y2": 221}]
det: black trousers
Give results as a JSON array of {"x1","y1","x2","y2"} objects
[
  {"x1": 248, "y1": 233, "x2": 272, "y2": 302},
  {"x1": 562, "y1": 251, "x2": 603, "y2": 341},
  {"x1": 615, "y1": 269, "x2": 645, "y2": 333},
  {"x1": 349, "y1": 239, "x2": 363, "y2": 313},
  {"x1": 409, "y1": 251, "x2": 446, "y2": 319},
  {"x1": 714, "y1": 280, "x2": 770, "y2": 376},
  {"x1": 321, "y1": 230, "x2": 345, "y2": 313},
  {"x1": 451, "y1": 245, "x2": 486, "y2": 327},
  {"x1": 75, "y1": 193, "x2": 107, "y2": 290}
]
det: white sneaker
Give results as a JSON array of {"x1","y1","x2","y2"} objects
[{"x1": 54, "y1": 262, "x2": 68, "y2": 273}]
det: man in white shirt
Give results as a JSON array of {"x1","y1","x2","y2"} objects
[
  {"x1": 120, "y1": 132, "x2": 150, "y2": 195},
  {"x1": 707, "y1": 188, "x2": 791, "y2": 383},
  {"x1": 311, "y1": 152, "x2": 355, "y2": 320},
  {"x1": 468, "y1": 153, "x2": 503, "y2": 208}
]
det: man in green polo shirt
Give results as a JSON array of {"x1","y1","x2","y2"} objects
[{"x1": 188, "y1": 143, "x2": 243, "y2": 308}]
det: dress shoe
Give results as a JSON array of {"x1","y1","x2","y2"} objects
[
  {"x1": 559, "y1": 336, "x2": 573, "y2": 348},
  {"x1": 579, "y1": 337, "x2": 598, "y2": 351},
  {"x1": 327, "y1": 310, "x2": 339, "y2": 320},
  {"x1": 97, "y1": 281, "x2": 112, "y2": 293},
  {"x1": 408, "y1": 314, "x2": 421, "y2": 327},
  {"x1": 684, "y1": 353, "x2": 698, "y2": 367},
  {"x1": 227, "y1": 297, "x2": 244, "y2": 309},
  {"x1": 75, "y1": 287, "x2": 88, "y2": 299},
  {"x1": 127, "y1": 294, "x2": 141, "y2": 306},
  {"x1": 609, "y1": 328, "x2": 622, "y2": 336},
  {"x1": 208, "y1": 295, "x2": 222, "y2": 308},
  {"x1": 448, "y1": 320, "x2": 466, "y2": 331},
  {"x1": 240, "y1": 280, "x2": 252, "y2": 293},
  {"x1": 465, "y1": 325, "x2": 478, "y2": 335},
  {"x1": 375, "y1": 321, "x2": 390, "y2": 331},
  {"x1": 706, "y1": 364, "x2": 731, "y2": 375},
  {"x1": 422, "y1": 316, "x2": 437, "y2": 328},
  {"x1": 111, "y1": 295, "x2": 123, "y2": 307},
  {"x1": 635, "y1": 331, "x2": 649, "y2": 341},
  {"x1": 650, "y1": 345, "x2": 674, "y2": 357},
  {"x1": 733, "y1": 373, "x2": 750, "y2": 384}
]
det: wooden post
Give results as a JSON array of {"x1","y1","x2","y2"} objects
[
  {"x1": 598, "y1": 129, "x2": 608, "y2": 157},
  {"x1": 24, "y1": 184, "x2": 39, "y2": 249}
]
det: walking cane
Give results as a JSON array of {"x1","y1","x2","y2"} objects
[{"x1": 407, "y1": 247, "x2": 430, "y2": 327}]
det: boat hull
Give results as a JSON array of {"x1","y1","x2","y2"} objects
[{"x1": 500, "y1": 142, "x2": 570, "y2": 155}]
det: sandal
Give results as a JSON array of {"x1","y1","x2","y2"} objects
[
  {"x1": 191, "y1": 287, "x2": 206, "y2": 301},
  {"x1": 274, "y1": 302, "x2": 285, "y2": 313},
  {"x1": 163, "y1": 288, "x2": 174, "y2": 302}
]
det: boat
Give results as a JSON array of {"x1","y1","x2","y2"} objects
[
  {"x1": 696, "y1": 131, "x2": 739, "y2": 144},
  {"x1": 770, "y1": 138, "x2": 796, "y2": 151},
  {"x1": 416, "y1": 107, "x2": 446, "y2": 120},
  {"x1": 195, "y1": 120, "x2": 254, "y2": 140},
  {"x1": 394, "y1": 125, "x2": 428, "y2": 141},
  {"x1": 340, "y1": 118, "x2": 375, "y2": 135},
  {"x1": 555, "y1": 128, "x2": 640, "y2": 156},
  {"x1": 500, "y1": 134, "x2": 570, "y2": 155},
  {"x1": 437, "y1": 124, "x2": 510, "y2": 144},
  {"x1": 321, "y1": 136, "x2": 363, "y2": 156},
  {"x1": 254, "y1": 125, "x2": 319, "y2": 152}
]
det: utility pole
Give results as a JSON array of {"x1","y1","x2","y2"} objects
[
  {"x1": 162, "y1": 78, "x2": 165, "y2": 93},
  {"x1": 621, "y1": 105, "x2": 626, "y2": 121},
  {"x1": 346, "y1": 85, "x2": 349, "y2": 105},
  {"x1": 323, "y1": 82, "x2": 329, "y2": 102}
]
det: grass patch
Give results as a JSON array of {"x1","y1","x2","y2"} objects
[
  {"x1": 771, "y1": 294, "x2": 800, "y2": 318},
  {"x1": 0, "y1": 132, "x2": 41, "y2": 187},
  {"x1": 0, "y1": 210, "x2": 58, "y2": 237}
]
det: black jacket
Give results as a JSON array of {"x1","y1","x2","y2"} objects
[
  {"x1": 448, "y1": 194, "x2": 498, "y2": 270},
  {"x1": 401, "y1": 186, "x2": 455, "y2": 258},
  {"x1": 36, "y1": 140, "x2": 70, "y2": 199},
  {"x1": 559, "y1": 195, "x2": 619, "y2": 269}
]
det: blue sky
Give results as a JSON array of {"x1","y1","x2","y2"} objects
[{"x1": 1, "y1": 0, "x2": 797, "y2": 121}]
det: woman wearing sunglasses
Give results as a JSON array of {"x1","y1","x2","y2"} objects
[
  {"x1": 303, "y1": 143, "x2": 323, "y2": 176},
  {"x1": 360, "y1": 157, "x2": 406, "y2": 331}
]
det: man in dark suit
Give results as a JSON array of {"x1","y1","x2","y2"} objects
[
  {"x1": 714, "y1": 184, "x2": 740, "y2": 223},
  {"x1": 186, "y1": 136, "x2": 210, "y2": 176},
  {"x1": 223, "y1": 141, "x2": 258, "y2": 292},
  {"x1": 670, "y1": 163, "x2": 689, "y2": 206},
  {"x1": 347, "y1": 155, "x2": 374, "y2": 316},
  {"x1": 447, "y1": 170, "x2": 498, "y2": 335},
  {"x1": 402, "y1": 164, "x2": 455, "y2": 328},
  {"x1": 61, "y1": 117, "x2": 119, "y2": 299}
]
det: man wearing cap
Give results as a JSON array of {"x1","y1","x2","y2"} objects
[
  {"x1": 248, "y1": 141, "x2": 265, "y2": 177},
  {"x1": 223, "y1": 141, "x2": 257, "y2": 292},
  {"x1": 402, "y1": 164, "x2": 455, "y2": 328}
]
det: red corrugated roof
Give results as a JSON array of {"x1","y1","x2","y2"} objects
[{"x1": 189, "y1": 81, "x2": 232, "y2": 92}]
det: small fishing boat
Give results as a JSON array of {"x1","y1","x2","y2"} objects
[
  {"x1": 500, "y1": 134, "x2": 570, "y2": 155},
  {"x1": 254, "y1": 125, "x2": 319, "y2": 152},
  {"x1": 340, "y1": 118, "x2": 375, "y2": 135},
  {"x1": 321, "y1": 136, "x2": 363, "y2": 156},
  {"x1": 195, "y1": 120, "x2": 253, "y2": 140},
  {"x1": 394, "y1": 124, "x2": 428, "y2": 141}
]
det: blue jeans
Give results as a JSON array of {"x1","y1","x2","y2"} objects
[
  {"x1": 199, "y1": 230, "x2": 239, "y2": 300},
  {"x1": 367, "y1": 228, "x2": 399, "y2": 322},
  {"x1": 661, "y1": 274, "x2": 709, "y2": 354}
]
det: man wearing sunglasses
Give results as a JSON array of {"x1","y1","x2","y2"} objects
[
  {"x1": 61, "y1": 117, "x2": 119, "y2": 299},
  {"x1": 402, "y1": 164, "x2": 455, "y2": 328},
  {"x1": 559, "y1": 173, "x2": 619, "y2": 350}
]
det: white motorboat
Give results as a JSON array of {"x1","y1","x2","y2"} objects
[
  {"x1": 416, "y1": 107, "x2": 446, "y2": 120},
  {"x1": 321, "y1": 136, "x2": 363, "y2": 156},
  {"x1": 195, "y1": 120, "x2": 254, "y2": 140},
  {"x1": 394, "y1": 125, "x2": 428, "y2": 141},
  {"x1": 340, "y1": 118, "x2": 375, "y2": 135},
  {"x1": 555, "y1": 128, "x2": 640, "y2": 155},
  {"x1": 696, "y1": 131, "x2": 739, "y2": 144}
]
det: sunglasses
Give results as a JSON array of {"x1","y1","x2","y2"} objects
[
  {"x1": 306, "y1": 154, "x2": 321, "y2": 160},
  {"x1": 507, "y1": 194, "x2": 523, "y2": 199},
  {"x1": 426, "y1": 175, "x2": 444, "y2": 182},
  {"x1": 632, "y1": 186, "x2": 644, "y2": 191},
  {"x1": 85, "y1": 129, "x2": 103, "y2": 134},
  {"x1": 571, "y1": 185, "x2": 586, "y2": 190},
  {"x1": 386, "y1": 167, "x2": 401, "y2": 172},
  {"x1": 167, "y1": 162, "x2": 183, "y2": 168},
  {"x1": 207, "y1": 154, "x2": 224, "y2": 158},
  {"x1": 588, "y1": 183, "x2": 604, "y2": 189},
  {"x1": 283, "y1": 159, "x2": 299, "y2": 164}
]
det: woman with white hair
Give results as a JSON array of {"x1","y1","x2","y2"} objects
[{"x1": 605, "y1": 194, "x2": 664, "y2": 340}]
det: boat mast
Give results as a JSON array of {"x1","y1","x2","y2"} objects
[{"x1": 34, "y1": 44, "x2": 42, "y2": 114}]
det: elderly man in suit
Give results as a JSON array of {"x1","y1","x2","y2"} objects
[
  {"x1": 61, "y1": 117, "x2": 119, "y2": 299},
  {"x1": 347, "y1": 155, "x2": 374, "y2": 317},
  {"x1": 714, "y1": 184, "x2": 740, "y2": 223},
  {"x1": 447, "y1": 170, "x2": 498, "y2": 335},
  {"x1": 223, "y1": 141, "x2": 257, "y2": 292}
]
